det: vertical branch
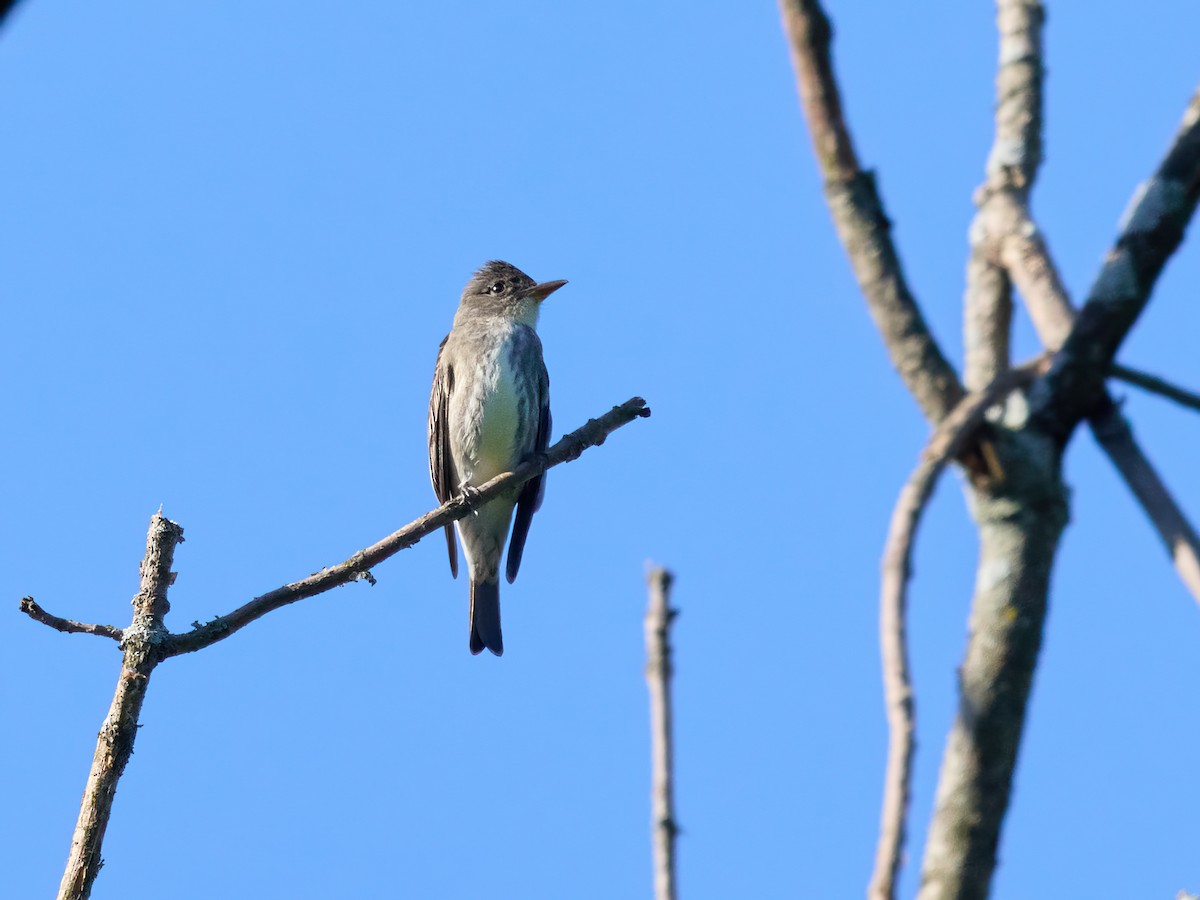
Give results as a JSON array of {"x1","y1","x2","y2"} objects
[
  {"x1": 645, "y1": 567, "x2": 679, "y2": 900},
  {"x1": 964, "y1": 0, "x2": 1045, "y2": 391},
  {"x1": 57, "y1": 514, "x2": 184, "y2": 900},
  {"x1": 918, "y1": 421, "x2": 1068, "y2": 900}
]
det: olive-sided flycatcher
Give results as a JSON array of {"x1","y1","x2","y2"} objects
[{"x1": 428, "y1": 261, "x2": 566, "y2": 656}]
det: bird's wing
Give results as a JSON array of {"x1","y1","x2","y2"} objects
[
  {"x1": 428, "y1": 335, "x2": 459, "y2": 578},
  {"x1": 506, "y1": 329, "x2": 550, "y2": 584}
]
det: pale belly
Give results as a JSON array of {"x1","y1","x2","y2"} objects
[{"x1": 450, "y1": 340, "x2": 529, "y2": 486}]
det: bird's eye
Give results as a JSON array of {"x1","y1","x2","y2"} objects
[{"x1": 489, "y1": 280, "x2": 506, "y2": 294}]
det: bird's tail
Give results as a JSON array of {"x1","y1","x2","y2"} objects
[{"x1": 469, "y1": 578, "x2": 503, "y2": 657}]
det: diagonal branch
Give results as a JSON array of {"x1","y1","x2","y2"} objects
[
  {"x1": 1035, "y1": 85, "x2": 1200, "y2": 436},
  {"x1": 991, "y1": 190, "x2": 1200, "y2": 606},
  {"x1": 1089, "y1": 398, "x2": 1200, "y2": 603},
  {"x1": 870, "y1": 356, "x2": 1048, "y2": 900},
  {"x1": 164, "y1": 397, "x2": 651, "y2": 656},
  {"x1": 778, "y1": 0, "x2": 964, "y2": 425},
  {"x1": 645, "y1": 566, "x2": 679, "y2": 900},
  {"x1": 19, "y1": 597, "x2": 123, "y2": 641}
]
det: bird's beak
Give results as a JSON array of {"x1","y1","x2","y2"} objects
[{"x1": 526, "y1": 279, "x2": 568, "y2": 302}]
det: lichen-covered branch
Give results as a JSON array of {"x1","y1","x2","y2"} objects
[
  {"x1": 56, "y1": 514, "x2": 184, "y2": 900},
  {"x1": 165, "y1": 397, "x2": 650, "y2": 656},
  {"x1": 778, "y1": 0, "x2": 963, "y2": 424},
  {"x1": 645, "y1": 567, "x2": 679, "y2": 900},
  {"x1": 918, "y1": 424, "x2": 1068, "y2": 899}
]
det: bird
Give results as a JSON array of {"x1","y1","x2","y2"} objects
[{"x1": 428, "y1": 260, "x2": 566, "y2": 656}]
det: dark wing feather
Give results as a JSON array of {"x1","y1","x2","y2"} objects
[
  {"x1": 428, "y1": 336, "x2": 458, "y2": 578},
  {"x1": 506, "y1": 333, "x2": 550, "y2": 584}
]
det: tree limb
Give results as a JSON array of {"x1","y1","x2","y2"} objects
[
  {"x1": 164, "y1": 396, "x2": 650, "y2": 656},
  {"x1": 19, "y1": 597, "x2": 123, "y2": 641},
  {"x1": 1089, "y1": 398, "x2": 1200, "y2": 603},
  {"x1": 987, "y1": 131, "x2": 1200, "y2": 607},
  {"x1": 645, "y1": 566, "x2": 679, "y2": 900},
  {"x1": 778, "y1": 0, "x2": 964, "y2": 424},
  {"x1": 918, "y1": 419, "x2": 1068, "y2": 900},
  {"x1": 56, "y1": 514, "x2": 184, "y2": 900},
  {"x1": 870, "y1": 357, "x2": 1047, "y2": 900},
  {"x1": 1035, "y1": 86, "x2": 1200, "y2": 437}
]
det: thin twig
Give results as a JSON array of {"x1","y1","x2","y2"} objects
[
  {"x1": 19, "y1": 597, "x2": 123, "y2": 641},
  {"x1": 645, "y1": 566, "x2": 679, "y2": 900},
  {"x1": 165, "y1": 397, "x2": 651, "y2": 656},
  {"x1": 57, "y1": 514, "x2": 184, "y2": 900},
  {"x1": 1110, "y1": 364, "x2": 1200, "y2": 413},
  {"x1": 870, "y1": 357, "x2": 1047, "y2": 900},
  {"x1": 777, "y1": 0, "x2": 964, "y2": 424}
]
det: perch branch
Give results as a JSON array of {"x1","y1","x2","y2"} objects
[
  {"x1": 645, "y1": 566, "x2": 679, "y2": 900},
  {"x1": 870, "y1": 356, "x2": 1048, "y2": 900},
  {"x1": 56, "y1": 514, "x2": 184, "y2": 900},
  {"x1": 165, "y1": 397, "x2": 651, "y2": 656},
  {"x1": 19, "y1": 597, "x2": 123, "y2": 641},
  {"x1": 778, "y1": 0, "x2": 964, "y2": 424}
]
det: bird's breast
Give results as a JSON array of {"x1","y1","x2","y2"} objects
[{"x1": 451, "y1": 329, "x2": 534, "y2": 485}]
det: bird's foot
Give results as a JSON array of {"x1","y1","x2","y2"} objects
[{"x1": 460, "y1": 484, "x2": 483, "y2": 510}]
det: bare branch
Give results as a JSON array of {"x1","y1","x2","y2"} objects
[
  {"x1": 919, "y1": 425, "x2": 1068, "y2": 899},
  {"x1": 963, "y1": 251, "x2": 1013, "y2": 393},
  {"x1": 1036, "y1": 86, "x2": 1200, "y2": 436},
  {"x1": 165, "y1": 397, "x2": 651, "y2": 656},
  {"x1": 870, "y1": 357, "x2": 1047, "y2": 900},
  {"x1": 19, "y1": 597, "x2": 123, "y2": 641},
  {"x1": 995, "y1": 195, "x2": 1076, "y2": 348},
  {"x1": 964, "y1": 0, "x2": 1043, "y2": 392},
  {"x1": 778, "y1": 0, "x2": 964, "y2": 424},
  {"x1": 988, "y1": 171, "x2": 1200, "y2": 607},
  {"x1": 984, "y1": 0, "x2": 1045, "y2": 196},
  {"x1": 1090, "y1": 399, "x2": 1200, "y2": 604},
  {"x1": 645, "y1": 566, "x2": 679, "y2": 900},
  {"x1": 1109, "y1": 364, "x2": 1200, "y2": 414},
  {"x1": 57, "y1": 514, "x2": 184, "y2": 900}
]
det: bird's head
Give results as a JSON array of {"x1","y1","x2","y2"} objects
[{"x1": 459, "y1": 260, "x2": 567, "y2": 327}]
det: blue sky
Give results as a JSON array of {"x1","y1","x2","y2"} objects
[{"x1": 3, "y1": 2, "x2": 1199, "y2": 897}]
